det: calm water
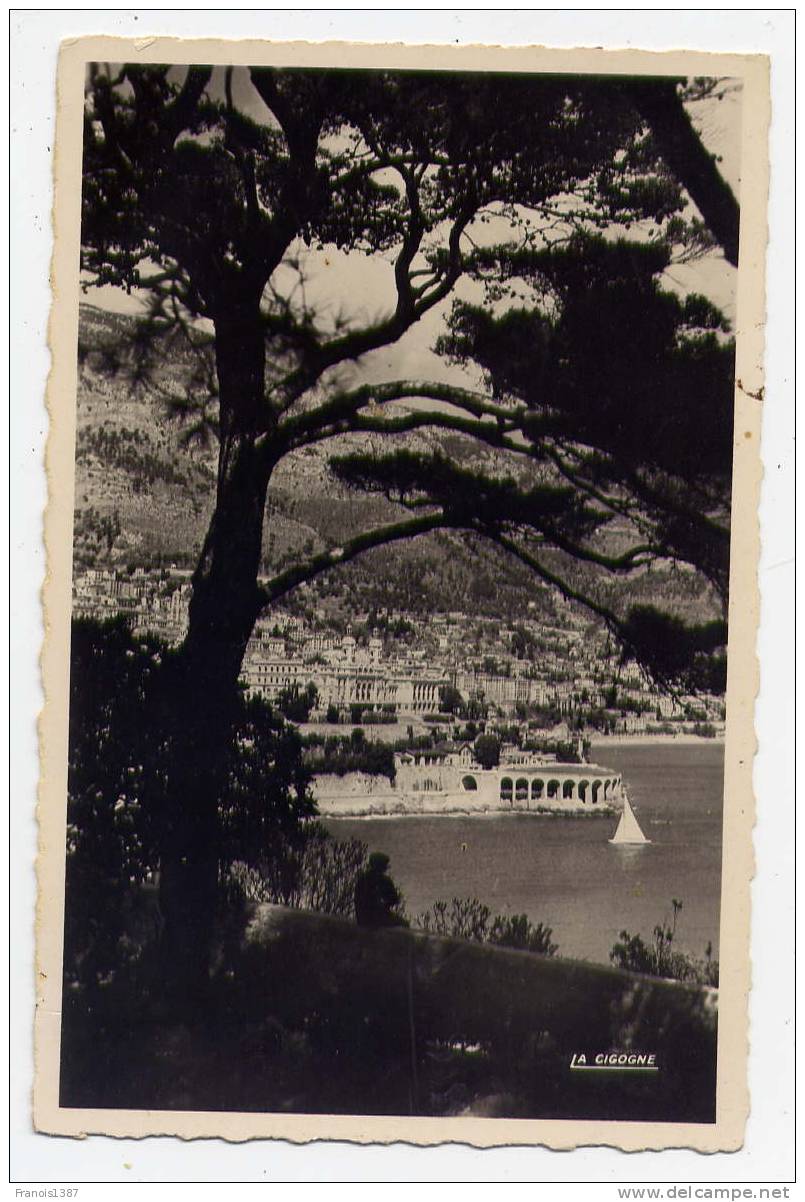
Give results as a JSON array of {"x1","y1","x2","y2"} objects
[{"x1": 326, "y1": 742, "x2": 724, "y2": 966}]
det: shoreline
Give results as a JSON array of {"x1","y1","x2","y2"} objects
[
  {"x1": 319, "y1": 805, "x2": 619, "y2": 822},
  {"x1": 589, "y1": 733, "x2": 724, "y2": 747},
  {"x1": 299, "y1": 724, "x2": 724, "y2": 748}
]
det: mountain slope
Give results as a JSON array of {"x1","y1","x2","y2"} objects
[{"x1": 72, "y1": 303, "x2": 721, "y2": 625}]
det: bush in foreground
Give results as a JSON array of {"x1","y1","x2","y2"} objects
[
  {"x1": 610, "y1": 899, "x2": 719, "y2": 987},
  {"x1": 224, "y1": 823, "x2": 406, "y2": 923},
  {"x1": 417, "y1": 896, "x2": 558, "y2": 957}
]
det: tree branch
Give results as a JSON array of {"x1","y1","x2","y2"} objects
[
  {"x1": 628, "y1": 79, "x2": 740, "y2": 267},
  {"x1": 488, "y1": 531, "x2": 649, "y2": 666},
  {"x1": 257, "y1": 511, "x2": 453, "y2": 607},
  {"x1": 323, "y1": 410, "x2": 527, "y2": 456},
  {"x1": 325, "y1": 441, "x2": 658, "y2": 573},
  {"x1": 166, "y1": 66, "x2": 214, "y2": 135},
  {"x1": 543, "y1": 444, "x2": 649, "y2": 529},
  {"x1": 275, "y1": 378, "x2": 531, "y2": 451},
  {"x1": 506, "y1": 520, "x2": 658, "y2": 574},
  {"x1": 271, "y1": 202, "x2": 477, "y2": 408},
  {"x1": 248, "y1": 68, "x2": 311, "y2": 157},
  {"x1": 392, "y1": 165, "x2": 428, "y2": 318}
]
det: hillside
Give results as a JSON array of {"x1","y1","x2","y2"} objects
[{"x1": 72, "y1": 303, "x2": 721, "y2": 625}]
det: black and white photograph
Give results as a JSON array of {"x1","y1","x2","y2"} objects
[{"x1": 34, "y1": 36, "x2": 769, "y2": 1148}]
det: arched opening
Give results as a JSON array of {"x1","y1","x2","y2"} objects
[
  {"x1": 547, "y1": 779, "x2": 560, "y2": 799},
  {"x1": 500, "y1": 777, "x2": 513, "y2": 802},
  {"x1": 531, "y1": 778, "x2": 545, "y2": 800},
  {"x1": 562, "y1": 780, "x2": 575, "y2": 800},
  {"x1": 592, "y1": 780, "x2": 602, "y2": 804},
  {"x1": 462, "y1": 774, "x2": 478, "y2": 792},
  {"x1": 603, "y1": 779, "x2": 611, "y2": 799},
  {"x1": 515, "y1": 777, "x2": 529, "y2": 803},
  {"x1": 578, "y1": 779, "x2": 590, "y2": 802}
]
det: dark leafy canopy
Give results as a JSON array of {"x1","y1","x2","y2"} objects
[
  {"x1": 83, "y1": 67, "x2": 681, "y2": 291},
  {"x1": 68, "y1": 619, "x2": 315, "y2": 861},
  {"x1": 66, "y1": 619, "x2": 167, "y2": 960},
  {"x1": 81, "y1": 65, "x2": 735, "y2": 696},
  {"x1": 81, "y1": 63, "x2": 696, "y2": 421},
  {"x1": 65, "y1": 618, "x2": 316, "y2": 984},
  {"x1": 218, "y1": 693, "x2": 317, "y2": 870}
]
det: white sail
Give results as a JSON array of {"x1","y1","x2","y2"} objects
[{"x1": 609, "y1": 795, "x2": 650, "y2": 845}]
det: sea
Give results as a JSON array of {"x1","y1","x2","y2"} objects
[{"x1": 325, "y1": 741, "x2": 724, "y2": 967}]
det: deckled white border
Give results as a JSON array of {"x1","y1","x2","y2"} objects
[
  {"x1": 38, "y1": 34, "x2": 765, "y2": 1150},
  {"x1": 12, "y1": 9, "x2": 792, "y2": 1187}
]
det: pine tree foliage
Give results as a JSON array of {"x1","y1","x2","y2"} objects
[
  {"x1": 80, "y1": 67, "x2": 736, "y2": 691},
  {"x1": 328, "y1": 231, "x2": 734, "y2": 687},
  {"x1": 77, "y1": 65, "x2": 740, "y2": 971}
]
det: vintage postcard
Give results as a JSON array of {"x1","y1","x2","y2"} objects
[{"x1": 36, "y1": 36, "x2": 768, "y2": 1149}]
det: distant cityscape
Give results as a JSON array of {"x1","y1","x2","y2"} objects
[{"x1": 73, "y1": 564, "x2": 725, "y2": 737}]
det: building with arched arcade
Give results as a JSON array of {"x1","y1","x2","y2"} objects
[
  {"x1": 313, "y1": 747, "x2": 625, "y2": 816},
  {"x1": 392, "y1": 748, "x2": 624, "y2": 813}
]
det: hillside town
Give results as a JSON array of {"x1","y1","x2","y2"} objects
[{"x1": 73, "y1": 565, "x2": 725, "y2": 737}]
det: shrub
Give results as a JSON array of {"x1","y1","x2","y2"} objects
[
  {"x1": 305, "y1": 734, "x2": 396, "y2": 781},
  {"x1": 361, "y1": 709, "x2": 397, "y2": 725},
  {"x1": 488, "y1": 913, "x2": 559, "y2": 957},
  {"x1": 473, "y1": 733, "x2": 501, "y2": 769},
  {"x1": 417, "y1": 897, "x2": 557, "y2": 957},
  {"x1": 276, "y1": 681, "x2": 319, "y2": 723},
  {"x1": 610, "y1": 899, "x2": 719, "y2": 987},
  {"x1": 224, "y1": 822, "x2": 370, "y2": 919},
  {"x1": 224, "y1": 825, "x2": 407, "y2": 926},
  {"x1": 419, "y1": 897, "x2": 491, "y2": 942},
  {"x1": 692, "y1": 721, "x2": 717, "y2": 738},
  {"x1": 438, "y1": 684, "x2": 464, "y2": 714}
]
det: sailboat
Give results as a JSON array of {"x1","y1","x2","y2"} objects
[{"x1": 609, "y1": 794, "x2": 651, "y2": 845}]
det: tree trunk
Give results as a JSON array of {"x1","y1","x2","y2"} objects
[{"x1": 157, "y1": 296, "x2": 273, "y2": 1005}]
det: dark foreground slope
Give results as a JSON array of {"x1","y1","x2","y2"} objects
[{"x1": 60, "y1": 903, "x2": 717, "y2": 1124}]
